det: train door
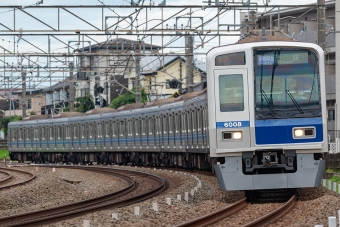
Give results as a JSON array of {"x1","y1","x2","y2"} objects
[{"x1": 214, "y1": 69, "x2": 251, "y2": 150}]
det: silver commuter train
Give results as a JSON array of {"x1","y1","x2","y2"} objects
[
  {"x1": 8, "y1": 36, "x2": 327, "y2": 191},
  {"x1": 8, "y1": 90, "x2": 211, "y2": 169},
  {"x1": 207, "y1": 36, "x2": 327, "y2": 190}
]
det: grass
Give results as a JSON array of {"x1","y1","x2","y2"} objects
[{"x1": 0, "y1": 150, "x2": 9, "y2": 160}]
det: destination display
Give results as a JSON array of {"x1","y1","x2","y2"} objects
[{"x1": 257, "y1": 52, "x2": 309, "y2": 65}]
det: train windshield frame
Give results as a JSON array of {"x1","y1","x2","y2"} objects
[{"x1": 254, "y1": 48, "x2": 321, "y2": 119}]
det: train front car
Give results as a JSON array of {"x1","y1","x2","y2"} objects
[{"x1": 207, "y1": 37, "x2": 327, "y2": 191}]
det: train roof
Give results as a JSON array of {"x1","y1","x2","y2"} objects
[
  {"x1": 23, "y1": 115, "x2": 49, "y2": 121},
  {"x1": 117, "y1": 102, "x2": 145, "y2": 111},
  {"x1": 236, "y1": 36, "x2": 294, "y2": 44},
  {"x1": 53, "y1": 112, "x2": 84, "y2": 118},
  {"x1": 207, "y1": 36, "x2": 296, "y2": 55},
  {"x1": 85, "y1": 107, "x2": 117, "y2": 115}
]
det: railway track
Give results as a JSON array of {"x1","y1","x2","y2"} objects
[
  {"x1": 0, "y1": 167, "x2": 35, "y2": 190},
  {"x1": 0, "y1": 166, "x2": 167, "y2": 227},
  {"x1": 174, "y1": 195, "x2": 297, "y2": 227}
]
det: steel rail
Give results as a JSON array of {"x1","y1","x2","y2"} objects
[
  {"x1": 0, "y1": 171, "x2": 11, "y2": 184},
  {"x1": 0, "y1": 167, "x2": 35, "y2": 190},
  {"x1": 0, "y1": 166, "x2": 166, "y2": 227},
  {"x1": 173, "y1": 198, "x2": 248, "y2": 227},
  {"x1": 240, "y1": 195, "x2": 297, "y2": 227}
]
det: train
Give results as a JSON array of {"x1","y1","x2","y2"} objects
[{"x1": 8, "y1": 36, "x2": 327, "y2": 191}]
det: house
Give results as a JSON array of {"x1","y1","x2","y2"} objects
[
  {"x1": 75, "y1": 38, "x2": 161, "y2": 106},
  {"x1": 125, "y1": 55, "x2": 206, "y2": 100}
]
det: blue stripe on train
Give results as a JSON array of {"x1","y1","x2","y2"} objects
[{"x1": 255, "y1": 117, "x2": 323, "y2": 145}]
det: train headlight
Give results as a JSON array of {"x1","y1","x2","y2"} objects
[
  {"x1": 293, "y1": 127, "x2": 315, "y2": 139},
  {"x1": 223, "y1": 131, "x2": 242, "y2": 140},
  {"x1": 232, "y1": 132, "x2": 242, "y2": 139},
  {"x1": 294, "y1": 129, "x2": 304, "y2": 137}
]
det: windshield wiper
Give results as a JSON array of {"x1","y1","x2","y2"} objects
[
  {"x1": 260, "y1": 90, "x2": 277, "y2": 115},
  {"x1": 285, "y1": 90, "x2": 304, "y2": 114}
]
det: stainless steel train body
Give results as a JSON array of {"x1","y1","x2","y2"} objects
[
  {"x1": 207, "y1": 38, "x2": 327, "y2": 190},
  {"x1": 8, "y1": 38, "x2": 327, "y2": 191},
  {"x1": 8, "y1": 93, "x2": 210, "y2": 169}
]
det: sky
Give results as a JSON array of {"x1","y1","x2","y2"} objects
[{"x1": 0, "y1": 0, "x2": 324, "y2": 90}]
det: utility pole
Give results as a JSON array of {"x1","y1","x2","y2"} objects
[
  {"x1": 135, "y1": 41, "x2": 141, "y2": 103},
  {"x1": 69, "y1": 62, "x2": 74, "y2": 112},
  {"x1": 186, "y1": 35, "x2": 194, "y2": 93},
  {"x1": 22, "y1": 71, "x2": 26, "y2": 118},
  {"x1": 317, "y1": 0, "x2": 326, "y2": 51},
  {"x1": 179, "y1": 59, "x2": 182, "y2": 93},
  {"x1": 336, "y1": 0, "x2": 340, "y2": 133}
]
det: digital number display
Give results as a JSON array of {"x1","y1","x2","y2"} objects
[{"x1": 257, "y1": 52, "x2": 308, "y2": 65}]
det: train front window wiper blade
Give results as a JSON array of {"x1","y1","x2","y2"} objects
[
  {"x1": 260, "y1": 90, "x2": 277, "y2": 115},
  {"x1": 285, "y1": 90, "x2": 304, "y2": 114}
]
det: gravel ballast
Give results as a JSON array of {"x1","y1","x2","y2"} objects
[
  {"x1": 2, "y1": 165, "x2": 340, "y2": 227},
  {"x1": 0, "y1": 166, "x2": 127, "y2": 217}
]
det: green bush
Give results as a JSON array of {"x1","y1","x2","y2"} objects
[
  {"x1": 110, "y1": 87, "x2": 148, "y2": 109},
  {"x1": 2, "y1": 116, "x2": 22, "y2": 135},
  {"x1": 0, "y1": 150, "x2": 9, "y2": 160}
]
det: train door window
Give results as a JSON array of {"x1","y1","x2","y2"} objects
[
  {"x1": 88, "y1": 124, "x2": 93, "y2": 138},
  {"x1": 163, "y1": 115, "x2": 168, "y2": 134},
  {"x1": 135, "y1": 119, "x2": 139, "y2": 136},
  {"x1": 19, "y1": 129, "x2": 23, "y2": 140},
  {"x1": 219, "y1": 74, "x2": 244, "y2": 112},
  {"x1": 97, "y1": 123, "x2": 101, "y2": 138},
  {"x1": 12, "y1": 128, "x2": 17, "y2": 141},
  {"x1": 120, "y1": 121, "x2": 125, "y2": 137},
  {"x1": 57, "y1": 127, "x2": 62, "y2": 140},
  {"x1": 49, "y1": 127, "x2": 54, "y2": 139},
  {"x1": 141, "y1": 119, "x2": 146, "y2": 136},
  {"x1": 182, "y1": 113, "x2": 186, "y2": 133},
  {"x1": 41, "y1": 128, "x2": 45, "y2": 140},
  {"x1": 105, "y1": 122, "x2": 110, "y2": 138},
  {"x1": 112, "y1": 122, "x2": 116, "y2": 137},
  {"x1": 26, "y1": 128, "x2": 30, "y2": 140},
  {"x1": 187, "y1": 112, "x2": 192, "y2": 133},
  {"x1": 74, "y1": 125, "x2": 78, "y2": 139},
  {"x1": 169, "y1": 115, "x2": 173, "y2": 134},
  {"x1": 175, "y1": 114, "x2": 180, "y2": 133},
  {"x1": 192, "y1": 111, "x2": 196, "y2": 132},
  {"x1": 65, "y1": 126, "x2": 69, "y2": 139},
  {"x1": 148, "y1": 118, "x2": 153, "y2": 135},
  {"x1": 81, "y1": 125, "x2": 85, "y2": 138}
]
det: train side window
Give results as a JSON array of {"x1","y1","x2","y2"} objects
[
  {"x1": 26, "y1": 128, "x2": 30, "y2": 140},
  {"x1": 81, "y1": 125, "x2": 85, "y2": 138},
  {"x1": 219, "y1": 74, "x2": 244, "y2": 112},
  {"x1": 215, "y1": 52, "x2": 245, "y2": 66}
]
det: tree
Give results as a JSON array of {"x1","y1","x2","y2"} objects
[
  {"x1": 74, "y1": 95, "x2": 95, "y2": 113},
  {"x1": 1, "y1": 116, "x2": 22, "y2": 136},
  {"x1": 110, "y1": 87, "x2": 148, "y2": 109}
]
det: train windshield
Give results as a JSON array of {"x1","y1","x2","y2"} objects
[{"x1": 254, "y1": 49, "x2": 321, "y2": 119}]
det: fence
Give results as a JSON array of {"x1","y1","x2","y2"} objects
[{"x1": 0, "y1": 140, "x2": 7, "y2": 149}]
